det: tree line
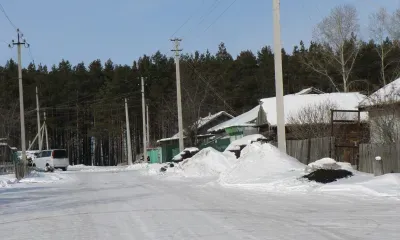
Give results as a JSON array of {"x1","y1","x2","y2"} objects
[{"x1": 0, "y1": 4, "x2": 399, "y2": 165}]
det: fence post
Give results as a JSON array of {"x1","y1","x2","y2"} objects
[
  {"x1": 307, "y1": 138, "x2": 311, "y2": 164},
  {"x1": 373, "y1": 156, "x2": 384, "y2": 176}
]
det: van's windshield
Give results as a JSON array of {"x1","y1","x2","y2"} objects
[{"x1": 53, "y1": 150, "x2": 67, "y2": 158}]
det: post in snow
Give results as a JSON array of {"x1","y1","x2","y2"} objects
[
  {"x1": 272, "y1": 0, "x2": 286, "y2": 153},
  {"x1": 141, "y1": 77, "x2": 148, "y2": 162},
  {"x1": 373, "y1": 156, "x2": 384, "y2": 176},
  {"x1": 171, "y1": 38, "x2": 185, "y2": 152},
  {"x1": 125, "y1": 98, "x2": 133, "y2": 165},
  {"x1": 9, "y1": 29, "x2": 29, "y2": 178}
]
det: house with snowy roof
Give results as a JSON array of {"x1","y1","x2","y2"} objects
[
  {"x1": 156, "y1": 111, "x2": 233, "y2": 162},
  {"x1": 208, "y1": 89, "x2": 368, "y2": 142},
  {"x1": 0, "y1": 138, "x2": 16, "y2": 172},
  {"x1": 359, "y1": 78, "x2": 400, "y2": 143}
]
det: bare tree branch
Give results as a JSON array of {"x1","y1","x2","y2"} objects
[{"x1": 306, "y1": 4, "x2": 360, "y2": 92}]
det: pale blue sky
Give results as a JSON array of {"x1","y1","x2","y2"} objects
[{"x1": 0, "y1": 0, "x2": 399, "y2": 67}]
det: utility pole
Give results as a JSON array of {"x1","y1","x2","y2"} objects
[
  {"x1": 272, "y1": 0, "x2": 286, "y2": 153},
  {"x1": 125, "y1": 98, "x2": 133, "y2": 165},
  {"x1": 141, "y1": 77, "x2": 148, "y2": 162},
  {"x1": 146, "y1": 103, "x2": 150, "y2": 147},
  {"x1": 44, "y1": 112, "x2": 49, "y2": 150},
  {"x1": 36, "y1": 86, "x2": 42, "y2": 151},
  {"x1": 9, "y1": 29, "x2": 29, "y2": 172},
  {"x1": 171, "y1": 38, "x2": 184, "y2": 152}
]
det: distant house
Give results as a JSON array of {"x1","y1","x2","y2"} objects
[
  {"x1": 208, "y1": 89, "x2": 368, "y2": 141},
  {"x1": 359, "y1": 78, "x2": 400, "y2": 143},
  {"x1": 0, "y1": 138, "x2": 16, "y2": 173},
  {"x1": 157, "y1": 111, "x2": 233, "y2": 162}
]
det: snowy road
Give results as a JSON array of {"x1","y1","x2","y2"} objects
[{"x1": 1, "y1": 170, "x2": 399, "y2": 240}]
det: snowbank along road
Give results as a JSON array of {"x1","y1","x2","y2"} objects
[{"x1": 0, "y1": 170, "x2": 399, "y2": 240}]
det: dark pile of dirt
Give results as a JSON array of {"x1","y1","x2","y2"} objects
[{"x1": 302, "y1": 169, "x2": 353, "y2": 184}]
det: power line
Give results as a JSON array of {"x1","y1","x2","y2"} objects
[
  {"x1": 0, "y1": 3, "x2": 36, "y2": 65},
  {"x1": 0, "y1": 3, "x2": 17, "y2": 30},
  {"x1": 28, "y1": 47, "x2": 35, "y2": 65},
  {"x1": 204, "y1": 0, "x2": 237, "y2": 33},
  {"x1": 185, "y1": 61, "x2": 237, "y2": 115},
  {"x1": 197, "y1": 0, "x2": 221, "y2": 27},
  {"x1": 170, "y1": 6, "x2": 199, "y2": 39}
]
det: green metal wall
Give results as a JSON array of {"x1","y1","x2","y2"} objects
[
  {"x1": 160, "y1": 142, "x2": 180, "y2": 163},
  {"x1": 199, "y1": 138, "x2": 230, "y2": 152}
]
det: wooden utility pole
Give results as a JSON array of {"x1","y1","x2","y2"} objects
[
  {"x1": 146, "y1": 103, "x2": 150, "y2": 147},
  {"x1": 141, "y1": 77, "x2": 148, "y2": 162},
  {"x1": 171, "y1": 38, "x2": 184, "y2": 152},
  {"x1": 36, "y1": 86, "x2": 42, "y2": 151},
  {"x1": 9, "y1": 29, "x2": 29, "y2": 178},
  {"x1": 125, "y1": 98, "x2": 133, "y2": 165},
  {"x1": 272, "y1": 0, "x2": 286, "y2": 152}
]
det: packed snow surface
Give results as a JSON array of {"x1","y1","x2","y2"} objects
[
  {"x1": 1, "y1": 170, "x2": 69, "y2": 188},
  {"x1": 1, "y1": 167, "x2": 400, "y2": 239}
]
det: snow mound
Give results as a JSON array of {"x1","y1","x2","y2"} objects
[
  {"x1": 305, "y1": 158, "x2": 341, "y2": 172},
  {"x1": 19, "y1": 171, "x2": 67, "y2": 184},
  {"x1": 306, "y1": 158, "x2": 356, "y2": 173},
  {"x1": 318, "y1": 174, "x2": 400, "y2": 197},
  {"x1": 219, "y1": 142, "x2": 305, "y2": 185},
  {"x1": 225, "y1": 134, "x2": 266, "y2": 151},
  {"x1": 218, "y1": 143, "x2": 400, "y2": 198},
  {"x1": 177, "y1": 147, "x2": 237, "y2": 177},
  {"x1": 0, "y1": 174, "x2": 18, "y2": 188}
]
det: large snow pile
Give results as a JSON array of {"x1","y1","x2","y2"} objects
[
  {"x1": 218, "y1": 143, "x2": 400, "y2": 198},
  {"x1": 225, "y1": 134, "x2": 267, "y2": 151},
  {"x1": 176, "y1": 147, "x2": 236, "y2": 177},
  {"x1": 219, "y1": 142, "x2": 305, "y2": 185},
  {"x1": 0, "y1": 174, "x2": 18, "y2": 188}
]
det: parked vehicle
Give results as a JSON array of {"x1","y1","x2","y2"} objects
[{"x1": 34, "y1": 149, "x2": 69, "y2": 171}]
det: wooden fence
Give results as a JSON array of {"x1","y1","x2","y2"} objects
[
  {"x1": 358, "y1": 143, "x2": 400, "y2": 174},
  {"x1": 285, "y1": 137, "x2": 400, "y2": 173},
  {"x1": 286, "y1": 137, "x2": 333, "y2": 165}
]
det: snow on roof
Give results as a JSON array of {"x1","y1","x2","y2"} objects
[
  {"x1": 295, "y1": 87, "x2": 325, "y2": 95},
  {"x1": 359, "y1": 78, "x2": 400, "y2": 107},
  {"x1": 195, "y1": 111, "x2": 233, "y2": 128},
  {"x1": 157, "y1": 111, "x2": 233, "y2": 142},
  {"x1": 208, "y1": 105, "x2": 260, "y2": 132},
  {"x1": 208, "y1": 92, "x2": 367, "y2": 132}
]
